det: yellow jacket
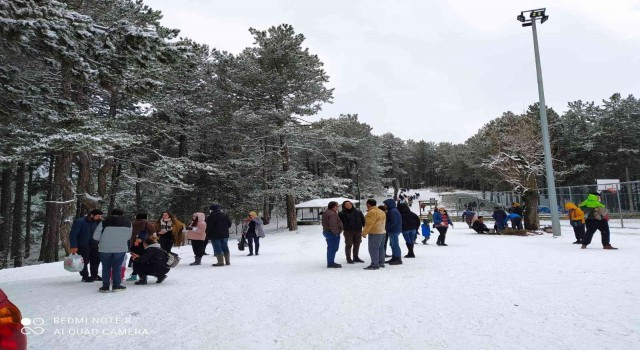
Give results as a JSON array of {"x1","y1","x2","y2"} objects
[
  {"x1": 565, "y1": 202, "x2": 585, "y2": 223},
  {"x1": 362, "y1": 206, "x2": 386, "y2": 236}
]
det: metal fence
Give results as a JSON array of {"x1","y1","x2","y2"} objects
[{"x1": 442, "y1": 181, "x2": 640, "y2": 228}]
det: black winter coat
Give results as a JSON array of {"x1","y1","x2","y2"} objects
[
  {"x1": 338, "y1": 209, "x2": 365, "y2": 232},
  {"x1": 133, "y1": 244, "x2": 169, "y2": 275},
  {"x1": 206, "y1": 209, "x2": 232, "y2": 240},
  {"x1": 397, "y1": 203, "x2": 420, "y2": 231}
]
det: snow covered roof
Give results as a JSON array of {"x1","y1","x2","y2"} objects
[{"x1": 295, "y1": 198, "x2": 360, "y2": 209}]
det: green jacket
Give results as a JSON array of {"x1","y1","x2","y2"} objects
[{"x1": 579, "y1": 194, "x2": 605, "y2": 209}]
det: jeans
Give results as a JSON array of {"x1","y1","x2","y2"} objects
[
  {"x1": 511, "y1": 218, "x2": 523, "y2": 230},
  {"x1": 323, "y1": 232, "x2": 340, "y2": 265},
  {"x1": 212, "y1": 239, "x2": 229, "y2": 255},
  {"x1": 247, "y1": 235, "x2": 260, "y2": 254},
  {"x1": 367, "y1": 234, "x2": 385, "y2": 268},
  {"x1": 388, "y1": 232, "x2": 401, "y2": 257},
  {"x1": 99, "y1": 252, "x2": 126, "y2": 289},
  {"x1": 402, "y1": 230, "x2": 417, "y2": 244}
]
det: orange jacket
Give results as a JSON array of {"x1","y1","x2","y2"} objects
[{"x1": 565, "y1": 202, "x2": 585, "y2": 223}]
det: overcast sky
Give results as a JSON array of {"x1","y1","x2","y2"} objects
[{"x1": 144, "y1": 0, "x2": 640, "y2": 144}]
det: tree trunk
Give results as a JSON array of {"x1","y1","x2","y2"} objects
[
  {"x1": 133, "y1": 165, "x2": 143, "y2": 213},
  {"x1": 57, "y1": 153, "x2": 75, "y2": 255},
  {"x1": 391, "y1": 178, "x2": 399, "y2": 201},
  {"x1": 280, "y1": 136, "x2": 297, "y2": 231},
  {"x1": 107, "y1": 162, "x2": 123, "y2": 212},
  {"x1": 11, "y1": 163, "x2": 25, "y2": 267},
  {"x1": 523, "y1": 189, "x2": 540, "y2": 230},
  {"x1": 39, "y1": 154, "x2": 55, "y2": 261},
  {"x1": 97, "y1": 158, "x2": 115, "y2": 199},
  {"x1": 75, "y1": 152, "x2": 98, "y2": 214},
  {"x1": 24, "y1": 167, "x2": 33, "y2": 259},
  {"x1": 0, "y1": 167, "x2": 13, "y2": 269},
  {"x1": 261, "y1": 139, "x2": 271, "y2": 225}
]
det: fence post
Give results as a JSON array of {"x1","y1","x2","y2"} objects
[
  {"x1": 616, "y1": 189, "x2": 624, "y2": 228},
  {"x1": 568, "y1": 186, "x2": 573, "y2": 204}
]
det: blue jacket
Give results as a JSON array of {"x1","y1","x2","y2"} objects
[
  {"x1": 69, "y1": 217, "x2": 99, "y2": 248},
  {"x1": 383, "y1": 199, "x2": 402, "y2": 233},
  {"x1": 492, "y1": 210, "x2": 507, "y2": 223},
  {"x1": 504, "y1": 213, "x2": 522, "y2": 226},
  {"x1": 433, "y1": 211, "x2": 452, "y2": 227}
]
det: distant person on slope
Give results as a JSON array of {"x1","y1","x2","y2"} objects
[
  {"x1": 69, "y1": 209, "x2": 103, "y2": 282},
  {"x1": 362, "y1": 199, "x2": 386, "y2": 270},
  {"x1": 322, "y1": 201, "x2": 344, "y2": 268},
  {"x1": 245, "y1": 211, "x2": 265, "y2": 256},
  {"x1": 338, "y1": 200, "x2": 366, "y2": 264},
  {"x1": 579, "y1": 193, "x2": 617, "y2": 250},
  {"x1": 398, "y1": 203, "x2": 419, "y2": 258},
  {"x1": 206, "y1": 204, "x2": 233, "y2": 266},
  {"x1": 93, "y1": 208, "x2": 132, "y2": 293},
  {"x1": 383, "y1": 199, "x2": 403, "y2": 265},
  {"x1": 433, "y1": 205, "x2": 453, "y2": 246},
  {"x1": 564, "y1": 202, "x2": 585, "y2": 244}
]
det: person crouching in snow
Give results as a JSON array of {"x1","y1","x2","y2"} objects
[
  {"x1": 187, "y1": 212, "x2": 207, "y2": 265},
  {"x1": 131, "y1": 237, "x2": 170, "y2": 285},
  {"x1": 471, "y1": 216, "x2": 490, "y2": 234}
]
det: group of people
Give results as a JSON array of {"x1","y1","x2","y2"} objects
[
  {"x1": 68, "y1": 204, "x2": 264, "y2": 293},
  {"x1": 321, "y1": 198, "x2": 453, "y2": 270}
]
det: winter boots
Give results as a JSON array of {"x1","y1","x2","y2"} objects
[
  {"x1": 190, "y1": 256, "x2": 202, "y2": 266},
  {"x1": 385, "y1": 256, "x2": 403, "y2": 265},
  {"x1": 404, "y1": 244, "x2": 415, "y2": 258},
  {"x1": 422, "y1": 238, "x2": 428, "y2": 245},
  {"x1": 603, "y1": 244, "x2": 618, "y2": 250},
  {"x1": 224, "y1": 252, "x2": 230, "y2": 265},
  {"x1": 134, "y1": 275, "x2": 148, "y2": 285},
  {"x1": 346, "y1": 248, "x2": 354, "y2": 264},
  {"x1": 212, "y1": 254, "x2": 225, "y2": 266},
  {"x1": 126, "y1": 274, "x2": 138, "y2": 281}
]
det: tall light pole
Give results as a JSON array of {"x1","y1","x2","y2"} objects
[{"x1": 517, "y1": 8, "x2": 561, "y2": 237}]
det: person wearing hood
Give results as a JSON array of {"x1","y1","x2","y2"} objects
[
  {"x1": 322, "y1": 201, "x2": 344, "y2": 268},
  {"x1": 383, "y1": 198, "x2": 403, "y2": 265},
  {"x1": 398, "y1": 203, "x2": 419, "y2": 258},
  {"x1": 579, "y1": 193, "x2": 617, "y2": 250},
  {"x1": 93, "y1": 208, "x2": 132, "y2": 293},
  {"x1": 206, "y1": 204, "x2": 233, "y2": 266},
  {"x1": 338, "y1": 200, "x2": 366, "y2": 264},
  {"x1": 433, "y1": 205, "x2": 453, "y2": 246},
  {"x1": 246, "y1": 211, "x2": 265, "y2": 256},
  {"x1": 565, "y1": 202, "x2": 585, "y2": 244},
  {"x1": 131, "y1": 237, "x2": 170, "y2": 285},
  {"x1": 187, "y1": 212, "x2": 207, "y2": 265}
]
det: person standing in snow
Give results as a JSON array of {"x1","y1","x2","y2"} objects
[
  {"x1": 338, "y1": 200, "x2": 366, "y2": 264},
  {"x1": 322, "y1": 201, "x2": 344, "y2": 268},
  {"x1": 383, "y1": 199, "x2": 403, "y2": 265},
  {"x1": 579, "y1": 193, "x2": 617, "y2": 250},
  {"x1": 156, "y1": 211, "x2": 185, "y2": 255},
  {"x1": 206, "y1": 204, "x2": 233, "y2": 266},
  {"x1": 433, "y1": 205, "x2": 453, "y2": 246},
  {"x1": 564, "y1": 202, "x2": 585, "y2": 244},
  {"x1": 246, "y1": 211, "x2": 265, "y2": 256},
  {"x1": 398, "y1": 203, "x2": 419, "y2": 258},
  {"x1": 378, "y1": 205, "x2": 391, "y2": 257},
  {"x1": 187, "y1": 212, "x2": 207, "y2": 265},
  {"x1": 362, "y1": 199, "x2": 386, "y2": 270},
  {"x1": 93, "y1": 208, "x2": 132, "y2": 293},
  {"x1": 462, "y1": 208, "x2": 475, "y2": 228},
  {"x1": 69, "y1": 209, "x2": 103, "y2": 282},
  {"x1": 420, "y1": 218, "x2": 432, "y2": 244},
  {"x1": 126, "y1": 213, "x2": 157, "y2": 281}
]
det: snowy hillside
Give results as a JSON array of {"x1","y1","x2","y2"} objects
[{"x1": 2, "y1": 212, "x2": 639, "y2": 350}]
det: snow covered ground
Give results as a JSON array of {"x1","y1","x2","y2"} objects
[{"x1": 2, "y1": 195, "x2": 639, "y2": 350}]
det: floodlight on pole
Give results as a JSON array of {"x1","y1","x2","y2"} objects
[{"x1": 516, "y1": 8, "x2": 562, "y2": 237}]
